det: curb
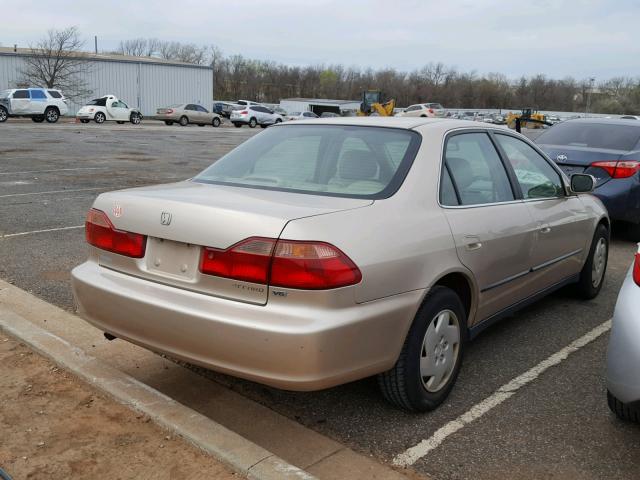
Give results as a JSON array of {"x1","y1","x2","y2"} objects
[{"x1": 0, "y1": 307, "x2": 316, "y2": 480}]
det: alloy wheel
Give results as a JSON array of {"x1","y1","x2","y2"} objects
[{"x1": 591, "y1": 237, "x2": 607, "y2": 288}]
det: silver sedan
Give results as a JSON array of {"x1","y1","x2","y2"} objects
[
  {"x1": 72, "y1": 117, "x2": 608, "y2": 411},
  {"x1": 607, "y1": 244, "x2": 640, "y2": 422}
]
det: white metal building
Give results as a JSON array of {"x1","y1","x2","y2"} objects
[
  {"x1": 280, "y1": 98, "x2": 361, "y2": 116},
  {"x1": 0, "y1": 47, "x2": 213, "y2": 116}
]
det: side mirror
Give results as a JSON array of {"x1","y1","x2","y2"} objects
[{"x1": 570, "y1": 173, "x2": 595, "y2": 194}]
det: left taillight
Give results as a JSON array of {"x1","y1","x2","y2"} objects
[
  {"x1": 633, "y1": 244, "x2": 640, "y2": 286},
  {"x1": 85, "y1": 208, "x2": 146, "y2": 258}
]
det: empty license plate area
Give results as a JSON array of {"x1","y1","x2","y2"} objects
[{"x1": 146, "y1": 237, "x2": 200, "y2": 281}]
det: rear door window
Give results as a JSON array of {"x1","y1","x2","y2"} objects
[
  {"x1": 30, "y1": 90, "x2": 46, "y2": 99},
  {"x1": 444, "y1": 132, "x2": 515, "y2": 205}
]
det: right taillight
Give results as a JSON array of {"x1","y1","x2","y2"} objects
[
  {"x1": 85, "y1": 208, "x2": 146, "y2": 258},
  {"x1": 633, "y1": 245, "x2": 640, "y2": 286},
  {"x1": 240, "y1": 110, "x2": 248, "y2": 114},
  {"x1": 199, "y1": 237, "x2": 361, "y2": 290},
  {"x1": 166, "y1": 108, "x2": 174, "y2": 114},
  {"x1": 591, "y1": 160, "x2": 640, "y2": 178}
]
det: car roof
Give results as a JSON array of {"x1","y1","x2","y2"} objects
[{"x1": 277, "y1": 116, "x2": 492, "y2": 131}]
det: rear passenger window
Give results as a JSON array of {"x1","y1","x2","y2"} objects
[
  {"x1": 444, "y1": 133, "x2": 514, "y2": 205},
  {"x1": 13, "y1": 90, "x2": 29, "y2": 99},
  {"x1": 30, "y1": 90, "x2": 46, "y2": 99}
]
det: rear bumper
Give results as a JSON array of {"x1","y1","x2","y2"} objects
[
  {"x1": 606, "y1": 266, "x2": 640, "y2": 403},
  {"x1": 71, "y1": 261, "x2": 422, "y2": 390}
]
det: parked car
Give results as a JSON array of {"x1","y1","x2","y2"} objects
[
  {"x1": 0, "y1": 88, "x2": 68, "y2": 123},
  {"x1": 606, "y1": 243, "x2": 640, "y2": 422},
  {"x1": 76, "y1": 95, "x2": 142, "y2": 124},
  {"x1": 286, "y1": 111, "x2": 319, "y2": 121},
  {"x1": 72, "y1": 118, "x2": 608, "y2": 412},
  {"x1": 236, "y1": 100, "x2": 263, "y2": 107},
  {"x1": 396, "y1": 103, "x2": 445, "y2": 118},
  {"x1": 213, "y1": 101, "x2": 237, "y2": 118},
  {"x1": 620, "y1": 115, "x2": 640, "y2": 120},
  {"x1": 230, "y1": 105, "x2": 283, "y2": 128},
  {"x1": 535, "y1": 118, "x2": 640, "y2": 234},
  {"x1": 459, "y1": 111, "x2": 477, "y2": 121},
  {"x1": 320, "y1": 112, "x2": 340, "y2": 118},
  {"x1": 156, "y1": 103, "x2": 222, "y2": 127}
]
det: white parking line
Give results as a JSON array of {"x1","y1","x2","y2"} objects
[
  {"x1": 393, "y1": 319, "x2": 612, "y2": 467},
  {"x1": 1, "y1": 225, "x2": 84, "y2": 238},
  {"x1": 0, "y1": 187, "x2": 107, "y2": 198},
  {"x1": 0, "y1": 167, "x2": 108, "y2": 176}
]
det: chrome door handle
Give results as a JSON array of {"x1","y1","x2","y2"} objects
[
  {"x1": 466, "y1": 242, "x2": 482, "y2": 251},
  {"x1": 540, "y1": 226, "x2": 551, "y2": 234}
]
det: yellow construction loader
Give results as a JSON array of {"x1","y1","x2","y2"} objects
[
  {"x1": 506, "y1": 108, "x2": 548, "y2": 130},
  {"x1": 357, "y1": 90, "x2": 396, "y2": 116}
]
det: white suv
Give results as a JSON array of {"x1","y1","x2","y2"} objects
[
  {"x1": 396, "y1": 103, "x2": 445, "y2": 118},
  {"x1": 0, "y1": 88, "x2": 68, "y2": 123},
  {"x1": 230, "y1": 105, "x2": 283, "y2": 128}
]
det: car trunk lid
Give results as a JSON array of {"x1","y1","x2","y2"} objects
[
  {"x1": 91, "y1": 181, "x2": 372, "y2": 304},
  {"x1": 538, "y1": 144, "x2": 627, "y2": 186}
]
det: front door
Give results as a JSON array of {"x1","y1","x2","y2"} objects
[
  {"x1": 108, "y1": 99, "x2": 129, "y2": 121},
  {"x1": 10, "y1": 89, "x2": 30, "y2": 114},
  {"x1": 440, "y1": 131, "x2": 538, "y2": 323},
  {"x1": 493, "y1": 133, "x2": 592, "y2": 288}
]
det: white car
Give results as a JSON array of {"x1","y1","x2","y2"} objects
[
  {"x1": 76, "y1": 95, "x2": 142, "y2": 124},
  {"x1": 0, "y1": 88, "x2": 68, "y2": 123},
  {"x1": 396, "y1": 103, "x2": 445, "y2": 118},
  {"x1": 286, "y1": 111, "x2": 319, "y2": 121},
  {"x1": 231, "y1": 105, "x2": 283, "y2": 128}
]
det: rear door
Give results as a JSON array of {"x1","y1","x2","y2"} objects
[
  {"x1": 441, "y1": 131, "x2": 538, "y2": 323},
  {"x1": 494, "y1": 133, "x2": 591, "y2": 287},
  {"x1": 11, "y1": 89, "x2": 30, "y2": 114},
  {"x1": 28, "y1": 89, "x2": 48, "y2": 114}
]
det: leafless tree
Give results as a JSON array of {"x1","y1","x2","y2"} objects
[{"x1": 20, "y1": 26, "x2": 92, "y2": 99}]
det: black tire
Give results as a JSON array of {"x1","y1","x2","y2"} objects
[
  {"x1": 575, "y1": 223, "x2": 609, "y2": 299},
  {"x1": 607, "y1": 391, "x2": 640, "y2": 423},
  {"x1": 0, "y1": 106, "x2": 7, "y2": 123},
  {"x1": 94, "y1": 112, "x2": 106, "y2": 124},
  {"x1": 212, "y1": 117, "x2": 221, "y2": 127},
  {"x1": 275, "y1": 118, "x2": 282, "y2": 124},
  {"x1": 260, "y1": 124, "x2": 267, "y2": 128},
  {"x1": 164, "y1": 120, "x2": 174, "y2": 125},
  {"x1": 80, "y1": 119, "x2": 89, "y2": 124},
  {"x1": 117, "y1": 121, "x2": 125, "y2": 124},
  {"x1": 179, "y1": 116, "x2": 189, "y2": 126},
  {"x1": 32, "y1": 116, "x2": 45, "y2": 123},
  {"x1": 378, "y1": 286, "x2": 467, "y2": 412},
  {"x1": 130, "y1": 113, "x2": 141, "y2": 125},
  {"x1": 249, "y1": 117, "x2": 257, "y2": 128},
  {"x1": 420, "y1": 114, "x2": 427, "y2": 117},
  {"x1": 45, "y1": 107, "x2": 59, "y2": 123},
  {"x1": 233, "y1": 122, "x2": 242, "y2": 128}
]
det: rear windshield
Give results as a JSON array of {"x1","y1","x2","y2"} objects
[
  {"x1": 427, "y1": 103, "x2": 444, "y2": 109},
  {"x1": 86, "y1": 98, "x2": 107, "y2": 106},
  {"x1": 536, "y1": 122, "x2": 640, "y2": 151},
  {"x1": 194, "y1": 125, "x2": 421, "y2": 199}
]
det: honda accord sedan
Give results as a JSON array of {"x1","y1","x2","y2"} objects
[{"x1": 72, "y1": 118, "x2": 609, "y2": 412}]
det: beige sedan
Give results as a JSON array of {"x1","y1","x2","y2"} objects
[
  {"x1": 156, "y1": 103, "x2": 222, "y2": 127},
  {"x1": 72, "y1": 118, "x2": 608, "y2": 411}
]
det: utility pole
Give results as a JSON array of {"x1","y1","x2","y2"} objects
[
  {"x1": 94, "y1": 36, "x2": 98, "y2": 54},
  {"x1": 585, "y1": 77, "x2": 595, "y2": 117}
]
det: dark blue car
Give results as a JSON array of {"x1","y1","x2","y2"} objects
[{"x1": 536, "y1": 118, "x2": 640, "y2": 232}]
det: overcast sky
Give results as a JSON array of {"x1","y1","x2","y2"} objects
[{"x1": 3, "y1": 0, "x2": 639, "y2": 80}]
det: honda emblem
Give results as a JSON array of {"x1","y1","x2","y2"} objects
[{"x1": 160, "y1": 212, "x2": 172, "y2": 226}]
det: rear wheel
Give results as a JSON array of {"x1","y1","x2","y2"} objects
[
  {"x1": 164, "y1": 120, "x2": 174, "y2": 125},
  {"x1": 32, "y1": 116, "x2": 45, "y2": 123},
  {"x1": 378, "y1": 286, "x2": 466, "y2": 412},
  {"x1": 608, "y1": 391, "x2": 640, "y2": 423},
  {"x1": 94, "y1": 112, "x2": 106, "y2": 124},
  {"x1": 179, "y1": 116, "x2": 189, "y2": 126},
  {"x1": 233, "y1": 122, "x2": 242, "y2": 128},
  {"x1": 575, "y1": 224, "x2": 608, "y2": 299},
  {"x1": 212, "y1": 117, "x2": 221, "y2": 127},
  {"x1": 249, "y1": 117, "x2": 257, "y2": 128},
  {"x1": 45, "y1": 107, "x2": 59, "y2": 123},
  {"x1": 0, "y1": 106, "x2": 7, "y2": 122},
  {"x1": 275, "y1": 118, "x2": 282, "y2": 124}
]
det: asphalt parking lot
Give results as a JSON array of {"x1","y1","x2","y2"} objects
[{"x1": 1, "y1": 121, "x2": 639, "y2": 480}]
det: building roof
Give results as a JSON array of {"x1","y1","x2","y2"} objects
[
  {"x1": 282, "y1": 98, "x2": 361, "y2": 105},
  {"x1": 0, "y1": 47, "x2": 212, "y2": 69}
]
